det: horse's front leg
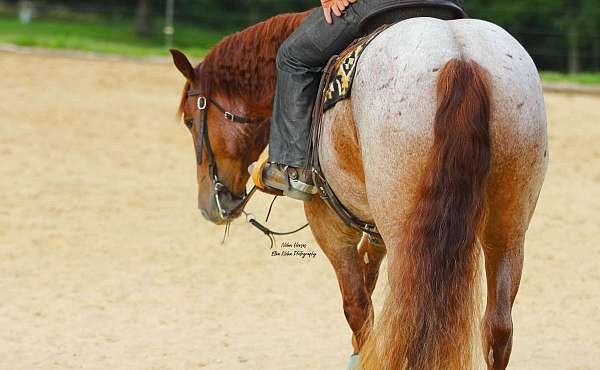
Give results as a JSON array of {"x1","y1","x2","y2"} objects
[{"x1": 304, "y1": 197, "x2": 372, "y2": 352}]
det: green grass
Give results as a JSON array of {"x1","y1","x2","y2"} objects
[
  {"x1": 541, "y1": 72, "x2": 600, "y2": 85},
  {"x1": 0, "y1": 14, "x2": 229, "y2": 59},
  {"x1": 1, "y1": 14, "x2": 600, "y2": 86}
]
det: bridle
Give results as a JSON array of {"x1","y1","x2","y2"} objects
[
  {"x1": 186, "y1": 89, "x2": 263, "y2": 220},
  {"x1": 185, "y1": 89, "x2": 310, "y2": 243}
]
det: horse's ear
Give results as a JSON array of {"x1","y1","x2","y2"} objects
[{"x1": 170, "y1": 49, "x2": 195, "y2": 82}]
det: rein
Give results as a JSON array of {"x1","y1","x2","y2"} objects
[
  {"x1": 186, "y1": 89, "x2": 309, "y2": 241},
  {"x1": 243, "y1": 210, "x2": 310, "y2": 248}
]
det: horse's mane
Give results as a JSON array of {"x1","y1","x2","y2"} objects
[{"x1": 179, "y1": 11, "x2": 309, "y2": 117}]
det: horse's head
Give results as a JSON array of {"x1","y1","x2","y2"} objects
[{"x1": 170, "y1": 49, "x2": 269, "y2": 225}]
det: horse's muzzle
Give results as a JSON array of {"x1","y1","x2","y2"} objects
[{"x1": 199, "y1": 192, "x2": 245, "y2": 225}]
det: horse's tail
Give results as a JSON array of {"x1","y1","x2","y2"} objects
[{"x1": 360, "y1": 58, "x2": 492, "y2": 370}]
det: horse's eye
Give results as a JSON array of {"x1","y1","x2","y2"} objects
[{"x1": 184, "y1": 118, "x2": 194, "y2": 130}]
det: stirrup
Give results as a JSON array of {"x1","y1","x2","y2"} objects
[
  {"x1": 250, "y1": 150, "x2": 270, "y2": 190},
  {"x1": 249, "y1": 154, "x2": 316, "y2": 201},
  {"x1": 280, "y1": 170, "x2": 318, "y2": 201},
  {"x1": 249, "y1": 150, "x2": 284, "y2": 196}
]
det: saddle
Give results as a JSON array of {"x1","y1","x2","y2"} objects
[
  {"x1": 309, "y1": 5, "x2": 464, "y2": 239},
  {"x1": 322, "y1": 5, "x2": 460, "y2": 114}
]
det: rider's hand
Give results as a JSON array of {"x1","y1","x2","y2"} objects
[{"x1": 321, "y1": 0, "x2": 357, "y2": 24}]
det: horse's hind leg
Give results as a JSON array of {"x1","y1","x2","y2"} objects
[
  {"x1": 481, "y1": 228, "x2": 524, "y2": 370},
  {"x1": 304, "y1": 197, "x2": 372, "y2": 352},
  {"x1": 481, "y1": 161, "x2": 546, "y2": 369}
]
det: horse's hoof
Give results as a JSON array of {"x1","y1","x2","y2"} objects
[{"x1": 347, "y1": 353, "x2": 361, "y2": 370}]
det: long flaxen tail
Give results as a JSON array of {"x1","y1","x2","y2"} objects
[{"x1": 360, "y1": 58, "x2": 492, "y2": 370}]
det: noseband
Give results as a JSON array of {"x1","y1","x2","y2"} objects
[{"x1": 187, "y1": 89, "x2": 263, "y2": 220}]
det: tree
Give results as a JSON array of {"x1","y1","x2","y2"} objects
[{"x1": 135, "y1": 0, "x2": 152, "y2": 36}]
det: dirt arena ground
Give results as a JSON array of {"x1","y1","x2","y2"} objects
[{"x1": 1, "y1": 51, "x2": 599, "y2": 370}]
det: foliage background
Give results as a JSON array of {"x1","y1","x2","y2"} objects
[{"x1": 0, "y1": 0, "x2": 598, "y2": 72}]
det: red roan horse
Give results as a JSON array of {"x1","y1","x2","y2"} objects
[{"x1": 170, "y1": 10, "x2": 548, "y2": 370}]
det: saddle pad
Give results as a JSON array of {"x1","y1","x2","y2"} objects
[{"x1": 322, "y1": 27, "x2": 386, "y2": 112}]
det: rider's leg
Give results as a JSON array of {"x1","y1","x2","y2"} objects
[
  {"x1": 264, "y1": 6, "x2": 364, "y2": 199},
  {"x1": 260, "y1": 4, "x2": 465, "y2": 200}
]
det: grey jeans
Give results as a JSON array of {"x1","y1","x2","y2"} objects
[
  {"x1": 269, "y1": 4, "x2": 367, "y2": 168},
  {"x1": 268, "y1": 1, "x2": 462, "y2": 168}
]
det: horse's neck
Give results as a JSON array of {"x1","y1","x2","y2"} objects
[
  {"x1": 257, "y1": 16, "x2": 309, "y2": 117},
  {"x1": 204, "y1": 11, "x2": 309, "y2": 120}
]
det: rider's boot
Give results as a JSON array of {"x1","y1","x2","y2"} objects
[{"x1": 250, "y1": 160, "x2": 317, "y2": 201}]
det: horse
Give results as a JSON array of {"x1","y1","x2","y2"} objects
[{"x1": 170, "y1": 10, "x2": 548, "y2": 370}]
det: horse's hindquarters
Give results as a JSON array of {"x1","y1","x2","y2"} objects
[
  {"x1": 335, "y1": 17, "x2": 547, "y2": 370},
  {"x1": 343, "y1": 17, "x2": 548, "y2": 231}
]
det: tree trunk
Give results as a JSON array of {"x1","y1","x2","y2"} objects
[
  {"x1": 568, "y1": 21, "x2": 581, "y2": 74},
  {"x1": 135, "y1": 0, "x2": 152, "y2": 36},
  {"x1": 593, "y1": 38, "x2": 599, "y2": 72}
]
